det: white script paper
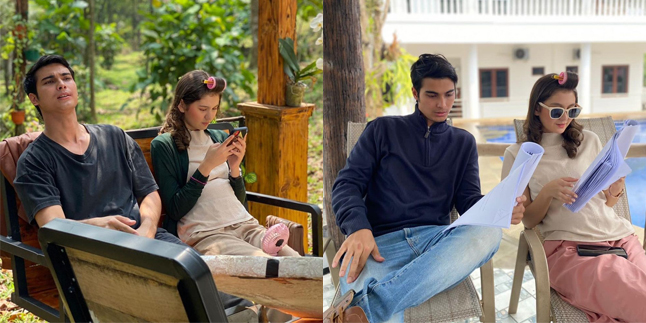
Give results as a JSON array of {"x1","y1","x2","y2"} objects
[
  {"x1": 443, "y1": 142, "x2": 544, "y2": 232},
  {"x1": 565, "y1": 120, "x2": 639, "y2": 213}
]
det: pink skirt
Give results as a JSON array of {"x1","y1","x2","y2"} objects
[{"x1": 544, "y1": 235, "x2": 646, "y2": 322}]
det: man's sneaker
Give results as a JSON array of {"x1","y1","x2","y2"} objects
[{"x1": 262, "y1": 223, "x2": 289, "y2": 256}]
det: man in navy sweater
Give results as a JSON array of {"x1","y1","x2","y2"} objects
[{"x1": 328, "y1": 54, "x2": 526, "y2": 322}]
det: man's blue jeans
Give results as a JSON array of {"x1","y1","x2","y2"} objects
[{"x1": 339, "y1": 225, "x2": 502, "y2": 323}]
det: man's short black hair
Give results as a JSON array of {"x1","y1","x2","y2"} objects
[
  {"x1": 23, "y1": 55, "x2": 75, "y2": 117},
  {"x1": 410, "y1": 54, "x2": 458, "y2": 94}
]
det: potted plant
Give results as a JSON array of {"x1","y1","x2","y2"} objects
[
  {"x1": 9, "y1": 101, "x2": 32, "y2": 126},
  {"x1": 278, "y1": 37, "x2": 322, "y2": 107},
  {"x1": 10, "y1": 109, "x2": 26, "y2": 125}
]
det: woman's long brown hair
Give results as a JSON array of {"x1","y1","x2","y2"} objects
[
  {"x1": 522, "y1": 71, "x2": 583, "y2": 158},
  {"x1": 160, "y1": 70, "x2": 226, "y2": 151}
]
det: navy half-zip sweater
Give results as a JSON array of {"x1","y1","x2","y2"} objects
[{"x1": 332, "y1": 107, "x2": 483, "y2": 237}]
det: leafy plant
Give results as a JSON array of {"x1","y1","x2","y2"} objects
[
  {"x1": 1, "y1": 13, "x2": 33, "y2": 112},
  {"x1": 134, "y1": 0, "x2": 256, "y2": 122},
  {"x1": 278, "y1": 37, "x2": 321, "y2": 85},
  {"x1": 31, "y1": 0, "x2": 126, "y2": 121},
  {"x1": 95, "y1": 23, "x2": 125, "y2": 70}
]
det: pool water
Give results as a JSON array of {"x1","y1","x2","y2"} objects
[{"x1": 478, "y1": 119, "x2": 646, "y2": 228}]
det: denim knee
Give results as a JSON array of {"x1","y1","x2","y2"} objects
[{"x1": 466, "y1": 226, "x2": 502, "y2": 255}]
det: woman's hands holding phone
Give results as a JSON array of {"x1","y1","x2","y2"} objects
[{"x1": 198, "y1": 135, "x2": 236, "y2": 176}]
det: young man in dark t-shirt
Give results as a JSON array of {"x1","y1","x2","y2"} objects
[
  {"x1": 14, "y1": 55, "x2": 177, "y2": 241},
  {"x1": 14, "y1": 55, "x2": 252, "y2": 315}
]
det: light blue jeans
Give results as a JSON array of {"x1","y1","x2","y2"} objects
[{"x1": 339, "y1": 225, "x2": 502, "y2": 323}]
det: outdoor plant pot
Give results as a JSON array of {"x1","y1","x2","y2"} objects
[
  {"x1": 11, "y1": 110, "x2": 26, "y2": 125},
  {"x1": 285, "y1": 82, "x2": 306, "y2": 107}
]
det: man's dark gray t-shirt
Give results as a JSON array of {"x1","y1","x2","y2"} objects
[{"x1": 14, "y1": 124, "x2": 158, "y2": 226}]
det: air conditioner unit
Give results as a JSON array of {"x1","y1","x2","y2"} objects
[
  {"x1": 573, "y1": 48, "x2": 581, "y2": 60},
  {"x1": 513, "y1": 48, "x2": 529, "y2": 60}
]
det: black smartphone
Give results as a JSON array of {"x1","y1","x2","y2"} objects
[{"x1": 576, "y1": 244, "x2": 628, "y2": 259}]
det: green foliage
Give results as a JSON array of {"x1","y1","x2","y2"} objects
[
  {"x1": 297, "y1": 0, "x2": 323, "y2": 21},
  {"x1": 95, "y1": 23, "x2": 125, "y2": 70},
  {"x1": 33, "y1": 0, "x2": 91, "y2": 62},
  {"x1": 278, "y1": 37, "x2": 322, "y2": 85},
  {"x1": 380, "y1": 52, "x2": 417, "y2": 106},
  {"x1": 25, "y1": 0, "x2": 124, "y2": 122},
  {"x1": 135, "y1": 0, "x2": 256, "y2": 122},
  {"x1": 365, "y1": 48, "x2": 417, "y2": 110}
]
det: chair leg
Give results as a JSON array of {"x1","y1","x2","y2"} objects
[
  {"x1": 480, "y1": 259, "x2": 495, "y2": 323},
  {"x1": 509, "y1": 231, "x2": 529, "y2": 314},
  {"x1": 523, "y1": 230, "x2": 551, "y2": 323}
]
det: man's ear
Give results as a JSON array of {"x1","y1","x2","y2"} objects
[
  {"x1": 28, "y1": 93, "x2": 39, "y2": 106},
  {"x1": 411, "y1": 87, "x2": 418, "y2": 101}
]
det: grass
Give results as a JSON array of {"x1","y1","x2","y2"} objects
[{"x1": 0, "y1": 260, "x2": 45, "y2": 323}]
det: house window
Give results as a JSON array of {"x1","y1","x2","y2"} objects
[
  {"x1": 602, "y1": 66, "x2": 629, "y2": 94},
  {"x1": 480, "y1": 68, "x2": 508, "y2": 98},
  {"x1": 532, "y1": 67, "x2": 545, "y2": 76},
  {"x1": 566, "y1": 66, "x2": 578, "y2": 74}
]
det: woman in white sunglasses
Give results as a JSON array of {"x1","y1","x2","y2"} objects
[{"x1": 501, "y1": 72, "x2": 646, "y2": 322}]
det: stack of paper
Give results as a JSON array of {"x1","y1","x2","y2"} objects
[
  {"x1": 565, "y1": 120, "x2": 640, "y2": 213},
  {"x1": 444, "y1": 142, "x2": 544, "y2": 232}
]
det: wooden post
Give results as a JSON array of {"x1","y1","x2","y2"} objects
[
  {"x1": 239, "y1": 102, "x2": 314, "y2": 247},
  {"x1": 257, "y1": 0, "x2": 296, "y2": 106},
  {"x1": 239, "y1": 0, "x2": 315, "y2": 250}
]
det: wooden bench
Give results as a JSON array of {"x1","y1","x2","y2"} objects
[{"x1": 0, "y1": 120, "x2": 323, "y2": 321}]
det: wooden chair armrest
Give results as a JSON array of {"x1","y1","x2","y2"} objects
[
  {"x1": 627, "y1": 143, "x2": 646, "y2": 158},
  {"x1": 266, "y1": 215, "x2": 305, "y2": 256},
  {"x1": 477, "y1": 142, "x2": 510, "y2": 157},
  {"x1": 246, "y1": 192, "x2": 323, "y2": 256}
]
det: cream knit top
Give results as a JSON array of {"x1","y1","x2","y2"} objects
[
  {"x1": 177, "y1": 130, "x2": 253, "y2": 242},
  {"x1": 502, "y1": 130, "x2": 634, "y2": 242}
]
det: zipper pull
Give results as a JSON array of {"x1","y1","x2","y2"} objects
[{"x1": 424, "y1": 126, "x2": 431, "y2": 139}]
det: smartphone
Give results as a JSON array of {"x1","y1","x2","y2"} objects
[
  {"x1": 229, "y1": 130, "x2": 240, "y2": 140},
  {"x1": 576, "y1": 244, "x2": 628, "y2": 259}
]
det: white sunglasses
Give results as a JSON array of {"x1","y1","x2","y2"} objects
[{"x1": 538, "y1": 102, "x2": 582, "y2": 119}]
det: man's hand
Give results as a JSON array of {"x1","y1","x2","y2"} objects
[
  {"x1": 511, "y1": 195, "x2": 526, "y2": 225},
  {"x1": 82, "y1": 216, "x2": 138, "y2": 235},
  {"x1": 331, "y1": 229, "x2": 385, "y2": 284}
]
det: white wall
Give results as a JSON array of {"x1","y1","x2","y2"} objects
[
  {"x1": 399, "y1": 43, "x2": 646, "y2": 118},
  {"x1": 589, "y1": 43, "x2": 646, "y2": 114}
]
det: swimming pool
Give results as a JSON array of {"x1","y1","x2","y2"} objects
[{"x1": 478, "y1": 119, "x2": 646, "y2": 228}]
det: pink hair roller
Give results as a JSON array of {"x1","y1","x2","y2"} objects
[
  {"x1": 552, "y1": 72, "x2": 568, "y2": 85},
  {"x1": 262, "y1": 223, "x2": 290, "y2": 256},
  {"x1": 203, "y1": 76, "x2": 227, "y2": 91}
]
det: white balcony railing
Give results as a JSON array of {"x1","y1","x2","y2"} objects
[{"x1": 390, "y1": 0, "x2": 646, "y2": 17}]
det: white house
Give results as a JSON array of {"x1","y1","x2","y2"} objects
[{"x1": 382, "y1": 0, "x2": 646, "y2": 119}]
